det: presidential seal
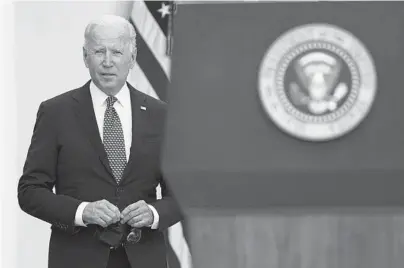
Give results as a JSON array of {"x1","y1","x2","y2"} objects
[{"x1": 258, "y1": 23, "x2": 377, "y2": 141}]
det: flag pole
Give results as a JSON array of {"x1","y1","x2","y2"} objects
[{"x1": 166, "y1": 1, "x2": 177, "y2": 56}]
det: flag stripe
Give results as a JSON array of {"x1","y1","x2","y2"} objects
[
  {"x1": 164, "y1": 231, "x2": 182, "y2": 268},
  {"x1": 144, "y1": 1, "x2": 169, "y2": 35},
  {"x1": 178, "y1": 216, "x2": 190, "y2": 251},
  {"x1": 131, "y1": 20, "x2": 169, "y2": 101},
  {"x1": 168, "y1": 223, "x2": 192, "y2": 268},
  {"x1": 129, "y1": 63, "x2": 159, "y2": 100},
  {"x1": 131, "y1": 0, "x2": 171, "y2": 78}
]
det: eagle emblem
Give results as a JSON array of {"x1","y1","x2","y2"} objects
[{"x1": 258, "y1": 24, "x2": 377, "y2": 141}]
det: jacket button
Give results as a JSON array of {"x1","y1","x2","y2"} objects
[{"x1": 116, "y1": 187, "x2": 124, "y2": 195}]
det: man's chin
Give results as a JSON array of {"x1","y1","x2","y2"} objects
[{"x1": 97, "y1": 81, "x2": 123, "y2": 94}]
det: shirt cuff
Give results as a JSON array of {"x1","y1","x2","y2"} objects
[
  {"x1": 147, "y1": 204, "x2": 160, "y2": 229},
  {"x1": 74, "y1": 202, "x2": 89, "y2": 227}
]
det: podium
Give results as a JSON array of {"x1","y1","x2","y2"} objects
[{"x1": 162, "y1": 2, "x2": 404, "y2": 268}]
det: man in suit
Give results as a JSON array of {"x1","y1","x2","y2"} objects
[{"x1": 17, "y1": 14, "x2": 182, "y2": 268}]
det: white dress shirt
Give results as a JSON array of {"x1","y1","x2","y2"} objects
[{"x1": 74, "y1": 81, "x2": 159, "y2": 229}]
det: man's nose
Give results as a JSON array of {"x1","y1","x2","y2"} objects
[{"x1": 102, "y1": 51, "x2": 113, "y2": 67}]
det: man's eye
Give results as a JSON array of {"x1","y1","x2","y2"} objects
[{"x1": 113, "y1": 51, "x2": 123, "y2": 55}]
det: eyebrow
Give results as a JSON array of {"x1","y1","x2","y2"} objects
[{"x1": 90, "y1": 46, "x2": 124, "y2": 51}]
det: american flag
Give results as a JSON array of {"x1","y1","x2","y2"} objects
[
  {"x1": 128, "y1": 1, "x2": 192, "y2": 268},
  {"x1": 129, "y1": 0, "x2": 173, "y2": 101}
]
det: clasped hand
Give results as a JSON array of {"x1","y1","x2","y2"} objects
[{"x1": 82, "y1": 199, "x2": 153, "y2": 228}]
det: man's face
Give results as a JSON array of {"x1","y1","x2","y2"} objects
[{"x1": 83, "y1": 24, "x2": 135, "y2": 94}]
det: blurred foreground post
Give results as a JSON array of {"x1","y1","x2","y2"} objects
[{"x1": 162, "y1": 2, "x2": 404, "y2": 268}]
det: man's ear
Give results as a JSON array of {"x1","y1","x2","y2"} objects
[
  {"x1": 83, "y1": 47, "x2": 89, "y2": 68},
  {"x1": 129, "y1": 48, "x2": 137, "y2": 69}
]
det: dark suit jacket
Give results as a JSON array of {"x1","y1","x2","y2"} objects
[{"x1": 17, "y1": 81, "x2": 182, "y2": 268}]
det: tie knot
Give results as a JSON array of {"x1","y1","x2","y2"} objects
[{"x1": 106, "y1": 96, "x2": 118, "y2": 108}]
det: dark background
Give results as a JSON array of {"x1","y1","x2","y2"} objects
[{"x1": 162, "y1": 2, "x2": 404, "y2": 209}]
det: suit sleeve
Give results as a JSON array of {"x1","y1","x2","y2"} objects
[
  {"x1": 17, "y1": 102, "x2": 82, "y2": 234},
  {"x1": 150, "y1": 174, "x2": 183, "y2": 231}
]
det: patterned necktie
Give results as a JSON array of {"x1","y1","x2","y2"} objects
[{"x1": 103, "y1": 96, "x2": 127, "y2": 183}]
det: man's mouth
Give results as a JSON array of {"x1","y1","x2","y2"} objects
[{"x1": 100, "y1": 73, "x2": 116, "y2": 77}]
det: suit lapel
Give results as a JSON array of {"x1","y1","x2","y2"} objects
[
  {"x1": 72, "y1": 81, "x2": 115, "y2": 184},
  {"x1": 121, "y1": 83, "x2": 148, "y2": 183}
]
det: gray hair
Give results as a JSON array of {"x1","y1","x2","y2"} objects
[{"x1": 83, "y1": 14, "x2": 137, "y2": 54}]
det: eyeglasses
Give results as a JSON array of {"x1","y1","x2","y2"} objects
[
  {"x1": 126, "y1": 227, "x2": 142, "y2": 244},
  {"x1": 97, "y1": 223, "x2": 142, "y2": 249}
]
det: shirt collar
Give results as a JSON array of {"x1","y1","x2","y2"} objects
[{"x1": 89, "y1": 81, "x2": 131, "y2": 108}]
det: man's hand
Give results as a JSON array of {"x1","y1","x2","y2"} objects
[
  {"x1": 82, "y1": 199, "x2": 121, "y2": 228},
  {"x1": 120, "y1": 200, "x2": 154, "y2": 228}
]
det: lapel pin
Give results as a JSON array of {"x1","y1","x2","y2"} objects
[{"x1": 141, "y1": 106, "x2": 147, "y2": 111}]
